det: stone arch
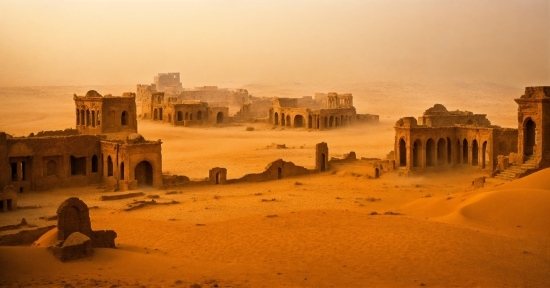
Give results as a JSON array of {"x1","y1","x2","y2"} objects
[
  {"x1": 56, "y1": 197, "x2": 92, "y2": 241},
  {"x1": 216, "y1": 112, "x2": 224, "y2": 124},
  {"x1": 413, "y1": 139, "x2": 422, "y2": 167},
  {"x1": 426, "y1": 138, "x2": 436, "y2": 166},
  {"x1": 398, "y1": 138, "x2": 406, "y2": 167},
  {"x1": 91, "y1": 155, "x2": 98, "y2": 173},
  {"x1": 274, "y1": 112, "x2": 279, "y2": 125},
  {"x1": 482, "y1": 141, "x2": 488, "y2": 169},
  {"x1": 121, "y1": 111, "x2": 128, "y2": 126},
  {"x1": 86, "y1": 110, "x2": 91, "y2": 126},
  {"x1": 177, "y1": 111, "x2": 183, "y2": 121},
  {"x1": 294, "y1": 115, "x2": 305, "y2": 127},
  {"x1": 120, "y1": 162, "x2": 125, "y2": 180},
  {"x1": 524, "y1": 118, "x2": 536, "y2": 156},
  {"x1": 472, "y1": 139, "x2": 479, "y2": 166},
  {"x1": 135, "y1": 161, "x2": 153, "y2": 186},
  {"x1": 462, "y1": 139, "x2": 469, "y2": 164},
  {"x1": 437, "y1": 138, "x2": 446, "y2": 165},
  {"x1": 107, "y1": 156, "x2": 113, "y2": 177}
]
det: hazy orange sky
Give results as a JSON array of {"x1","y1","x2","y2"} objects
[{"x1": 0, "y1": 0, "x2": 548, "y2": 87}]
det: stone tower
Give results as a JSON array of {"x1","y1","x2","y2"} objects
[
  {"x1": 515, "y1": 86, "x2": 550, "y2": 168},
  {"x1": 74, "y1": 90, "x2": 138, "y2": 135}
]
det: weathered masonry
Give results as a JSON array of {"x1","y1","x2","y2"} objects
[
  {"x1": 394, "y1": 104, "x2": 517, "y2": 172},
  {"x1": 268, "y1": 93, "x2": 358, "y2": 130},
  {"x1": 0, "y1": 91, "x2": 163, "y2": 196}
]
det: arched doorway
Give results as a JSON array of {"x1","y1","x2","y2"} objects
[
  {"x1": 153, "y1": 109, "x2": 158, "y2": 120},
  {"x1": 135, "y1": 161, "x2": 153, "y2": 186},
  {"x1": 426, "y1": 139, "x2": 435, "y2": 166},
  {"x1": 320, "y1": 153, "x2": 326, "y2": 171},
  {"x1": 524, "y1": 118, "x2": 536, "y2": 156},
  {"x1": 413, "y1": 139, "x2": 422, "y2": 167},
  {"x1": 216, "y1": 112, "x2": 224, "y2": 124},
  {"x1": 159, "y1": 108, "x2": 163, "y2": 120},
  {"x1": 472, "y1": 140, "x2": 479, "y2": 166},
  {"x1": 399, "y1": 138, "x2": 406, "y2": 167},
  {"x1": 463, "y1": 139, "x2": 469, "y2": 164},
  {"x1": 177, "y1": 111, "x2": 183, "y2": 121},
  {"x1": 121, "y1": 111, "x2": 128, "y2": 125},
  {"x1": 437, "y1": 138, "x2": 446, "y2": 165},
  {"x1": 294, "y1": 115, "x2": 304, "y2": 127},
  {"x1": 274, "y1": 112, "x2": 279, "y2": 125},
  {"x1": 215, "y1": 172, "x2": 221, "y2": 184}
]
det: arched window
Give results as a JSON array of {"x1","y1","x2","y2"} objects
[
  {"x1": 107, "y1": 156, "x2": 113, "y2": 177},
  {"x1": 121, "y1": 111, "x2": 128, "y2": 125}
]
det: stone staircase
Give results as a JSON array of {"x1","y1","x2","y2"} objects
[{"x1": 494, "y1": 156, "x2": 538, "y2": 181}]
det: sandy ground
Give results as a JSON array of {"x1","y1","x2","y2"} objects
[{"x1": 0, "y1": 84, "x2": 548, "y2": 287}]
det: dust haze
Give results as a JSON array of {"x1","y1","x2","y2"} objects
[
  {"x1": 1, "y1": 1, "x2": 549, "y2": 288},
  {"x1": 0, "y1": 0, "x2": 548, "y2": 87}
]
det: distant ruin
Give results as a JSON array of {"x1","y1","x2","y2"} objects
[
  {"x1": 0, "y1": 91, "x2": 163, "y2": 195},
  {"x1": 393, "y1": 86, "x2": 550, "y2": 178}
]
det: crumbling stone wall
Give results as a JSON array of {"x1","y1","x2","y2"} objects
[
  {"x1": 56, "y1": 197, "x2": 117, "y2": 248},
  {"x1": 229, "y1": 159, "x2": 312, "y2": 183},
  {"x1": 515, "y1": 86, "x2": 550, "y2": 168}
]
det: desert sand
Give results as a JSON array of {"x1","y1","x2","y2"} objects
[{"x1": 0, "y1": 84, "x2": 549, "y2": 287}]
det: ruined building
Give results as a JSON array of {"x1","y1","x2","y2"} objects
[
  {"x1": 394, "y1": 86, "x2": 550, "y2": 175},
  {"x1": 138, "y1": 73, "x2": 249, "y2": 119},
  {"x1": 0, "y1": 91, "x2": 163, "y2": 199},
  {"x1": 394, "y1": 104, "x2": 518, "y2": 172},
  {"x1": 141, "y1": 92, "x2": 229, "y2": 126},
  {"x1": 268, "y1": 93, "x2": 358, "y2": 129}
]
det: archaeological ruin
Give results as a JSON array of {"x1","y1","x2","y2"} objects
[
  {"x1": 0, "y1": 91, "x2": 163, "y2": 195},
  {"x1": 269, "y1": 93, "x2": 378, "y2": 130},
  {"x1": 393, "y1": 86, "x2": 550, "y2": 178}
]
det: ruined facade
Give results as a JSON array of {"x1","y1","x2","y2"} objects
[
  {"x1": 515, "y1": 86, "x2": 550, "y2": 169},
  {"x1": 142, "y1": 94, "x2": 229, "y2": 126},
  {"x1": 268, "y1": 93, "x2": 357, "y2": 130},
  {"x1": 394, "y1": 104, "x2": 518, "y2": 172},
  {"x1": 74, "y1": 90, "x2": 137, "y2": 135},
  {"x1": 0, "y1": 91, "x2": 163, "y2": 194}
]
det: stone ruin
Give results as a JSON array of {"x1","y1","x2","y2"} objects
[
  {"x1": 0, "y1": 185, "x2": 17, "y2": 212},
  {"x1": 49, "y1": 197, "x2": 117, "y2": 261}
]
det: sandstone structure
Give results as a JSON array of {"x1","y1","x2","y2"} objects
[
  {"x1": 0, "y1": 91, "x2": 163, "y2": 192},
  {"x1": 56, "y1": 197, "x2": 117, "y2": 248},
  {"x1": 209, "y1": 167, "x2": 227, "y2": 185},
  {"x1": 268, "y1": 93, "x2": 359, "y2": 130},
  {"x1": 394, "y1": 104, "x2": 517, "y2": 172},
  {"x1": 514, "y1": 86, "x2": 550, "y2": 168},
  {"x1": 49, "y1": 232, "x2": 93, "y2": 262}
]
